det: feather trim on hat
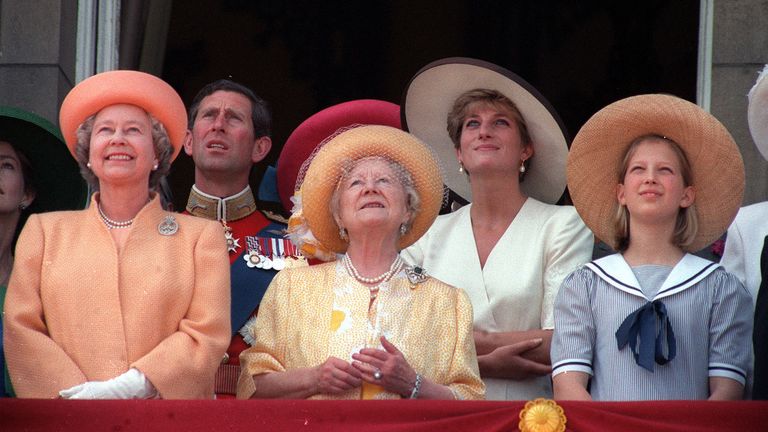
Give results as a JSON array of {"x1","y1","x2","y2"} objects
[{"x1": 286, "y1": 192, "x2": 338, "y2": 262}]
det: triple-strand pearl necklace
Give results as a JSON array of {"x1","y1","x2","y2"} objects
[
  {"x1": 342, "y1": 253, "x2": 404, "y2": 296},
  {"x1": 98, "y1": 203, "x2": 135, "y2": 229}
]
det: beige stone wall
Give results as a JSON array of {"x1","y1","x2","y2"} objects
[
  {"x1": 0, "y1": 0, "x2": 77, "y2": 125},
  {"x1": 712, "y1": 0, "x2": 768, "y2": 204}
]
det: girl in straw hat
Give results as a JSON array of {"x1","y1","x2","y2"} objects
[
  {"x1": 552, "y1": 94, "x2": 753, "y2": 400},
  {"x1": 237, "y1": 124, "x2": 484, "y2": 400},
  {"x1": 721, "y1": 64, "x2": 768, "y2": 399},
  {"x1": 3, "y1": 71, "x2": 230, "y2": 399},
  {"x1": 401, "y1": 58, "x2": 593, "y2": 400}
]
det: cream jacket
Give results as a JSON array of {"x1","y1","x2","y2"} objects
[{"x1": 3, "y1": 197, "x2": 230, "y2": 399}]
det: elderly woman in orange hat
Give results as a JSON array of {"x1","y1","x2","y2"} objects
[
  {"x1": 3, "y1": 71, "x2": 230, "y2": 399},
  {"x1": 237, "y1": 124, "x2": 484, "y2": 400}
]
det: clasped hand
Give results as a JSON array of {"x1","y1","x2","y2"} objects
[{"x1": 314, "y1": 336, "x2": 417, "y2": 397}]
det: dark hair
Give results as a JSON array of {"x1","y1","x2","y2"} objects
[
  {"x1": 1, "y1": 140, "x2": 36, "y2": 198},
  {"x1": 187, "y1": 79, "x2": 271, "y2": 138}
]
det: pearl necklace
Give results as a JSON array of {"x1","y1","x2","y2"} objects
[
  {"x1": 98, "y1": 203, "x2": 135, "y2": 229},
  {"x1": 342, "y1": 253, "x2": 403, "y2": 286}
]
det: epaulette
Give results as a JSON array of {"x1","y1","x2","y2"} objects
[{"x1": 259, "y1": 208, "x2": 289, "y2": 225}]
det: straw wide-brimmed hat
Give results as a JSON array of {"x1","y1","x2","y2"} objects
[
  {"x1": 298, "y1": 125, "x2": 444, "y2": 254},
  {"x1": 748, "y1": 64, "x2": 768, "y2": 160},
  {"x1": 59, "y1": 70, "x2": 187, "y2": 161},
  {"x1": 402, "y1": 57, "x2": 569, "y2": 204},
  {"x1": 0, "y1": 107, "x2": 88, "y2": 236},
  {"x1": 277, "y1": 99, "x2": 401, "y2": 213},
  {"x1": 568, "y1": 94, "x2": 745, "y2": 252}
]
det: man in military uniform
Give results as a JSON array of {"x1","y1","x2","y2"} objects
[{"x1": 183, "y1": 80, "x2": 289, "y2": 397}]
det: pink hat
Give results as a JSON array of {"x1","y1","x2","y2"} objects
[{"x1": 276, "y1": 99, "x2": 400, "y2": 212}]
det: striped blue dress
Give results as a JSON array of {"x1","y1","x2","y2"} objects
[{"x1": 551, "y1": 253, "x2": 753, "y2": 400}]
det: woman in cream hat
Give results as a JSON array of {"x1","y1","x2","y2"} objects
[
  {"x1": 552, "y1": 94, "x2": 752, "y2": 401},
  {"x1": 721, "y1": 64, "x2": 768, "y2": 399},
  {"x1": 237, "y1": 124, "x2": 484, "y2": 400},
  {"x1": 401, "y1": 58, "x2": 593, "y2": 400},
  {"x1": 3, "y1": 70, "x2": 230, "y2": 399}
]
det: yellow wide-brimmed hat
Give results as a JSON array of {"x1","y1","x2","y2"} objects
[
  {"x1": 567, "y1": 94, "x2": 744, "y2": 252},
  {"x1": 59, "y1": 70, "x2": 187, "y2": 161},
  {"x1": 298, "y1": 125, "x2": 444, "y2": 254}
]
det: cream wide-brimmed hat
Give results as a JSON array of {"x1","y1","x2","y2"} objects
[
  {"x1": 567, "y1": 94, "x2": 745, "y2": 252},
  {"x1": 296, "y1": 125, "x2": 444, "y2": 254},
  {"x1": 59, "y1": 70, "x2": 187, "y2": 161},
  {"x1": 402, "y1": 57, "x2": 569, "y2": 204},
  {"x1": 748, "y1": 64, "x2": 768, "y2": 160}
]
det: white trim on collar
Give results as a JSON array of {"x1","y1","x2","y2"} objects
[{"x1": 586, "y1": 253, "x2": 720, "y2": 300}]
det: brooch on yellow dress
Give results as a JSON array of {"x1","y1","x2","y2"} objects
[
  {"x1": 518, "y1": 398, "x2": 567, "y2": 432},
  {"x1": 405, "y1": 265, "x2": 428, "y2": 285}
]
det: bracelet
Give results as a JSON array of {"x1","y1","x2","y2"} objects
[{"x1": 409, "y1": 373, "x2": 422, "y2": 399}]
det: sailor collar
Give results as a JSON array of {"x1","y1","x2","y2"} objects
[
  {"x1": 186, "y1": 184, "x2": 257, "y2": 222},
  {"x1": 586, "y1": 253, "x2": 719, "y2": 301}
]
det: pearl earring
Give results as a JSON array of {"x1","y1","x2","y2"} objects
[
  {"x1": 458, "y1": 163, "x2": 465, "y2": 174},
  {"x1": 86, "y1": 161, "x2": 92, "y2": 169},
  {"x1": 339, "y1": 227, "x2": 348, "y2": 242},
  {"x1": 519, "y1": 162, "x2": 526, "y2": 173},
  {"x1": 152, "y1": 163, "x2": 159, "y2": 171}
]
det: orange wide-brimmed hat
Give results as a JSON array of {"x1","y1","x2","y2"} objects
[
  {"x1": 568, "y1": 94, "x2": 744, "y2": 252},
  {"x1": 59, "y1": 70, "x2": 187, "y2": 161},
  {"x1": 297, "y1": 125, "x2": 444, "y2": 254}
]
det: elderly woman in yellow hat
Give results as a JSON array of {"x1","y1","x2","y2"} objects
[
  {"x1": 3, "y1": 71, "x2": 230, "y2": 399},
  {"x1": 237, "y1": 125, "x2": 484, "y2": 400}
]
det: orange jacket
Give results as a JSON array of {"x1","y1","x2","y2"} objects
[{"x1": 4, "y1": 197, "x2": 230, "y2": 399}]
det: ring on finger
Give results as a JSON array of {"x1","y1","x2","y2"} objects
[{"x1": 373, "y1": 369, "x2": 382, "y2": 380}]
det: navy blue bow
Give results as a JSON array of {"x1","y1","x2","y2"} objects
[{"x1": 615, "y1": 300, "x2": 676, "y2": 372}]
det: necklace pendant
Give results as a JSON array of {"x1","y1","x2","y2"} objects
[{"x1": 158, "y1": 214, "x2": 179, "y2": 236}]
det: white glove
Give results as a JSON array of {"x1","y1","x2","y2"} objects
[{"x1": 59, "y1": 368, "x2": 158, "y2": 399}]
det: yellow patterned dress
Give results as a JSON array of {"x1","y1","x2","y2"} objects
[{"x1": 237, "y1": 261, "x2": 485, "y2": 400}]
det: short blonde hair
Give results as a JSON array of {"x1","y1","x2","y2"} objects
[{"x1": 613, "y1": 135, "x2": 698, "y2": 252}]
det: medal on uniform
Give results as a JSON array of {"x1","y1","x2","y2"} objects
[
  {"x1": 257, "y1": 237, "x2": 273, "y2": 270},
  {"x1": 158, "y1": 214, "x2": 178, "y2": 236},
  {"x1": 243, "y1": 236, "x2": 262, "y2": 268},
  {"x1": 222, "y1": 220, "x2": 240, "y2": 253},
  {"x1": 284, "y1": 240, "x2": 309, "y2": 268},
  {"x1": 271, "y1": 238, "x2": 286, "y2": 271}
]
